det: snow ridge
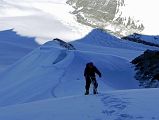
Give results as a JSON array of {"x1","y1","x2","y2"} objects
[{"x1": 0, "y1": 28, "x2": 158, "y2": 119}]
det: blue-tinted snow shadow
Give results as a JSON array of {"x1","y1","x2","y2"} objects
[
  {"x1": 0, "y1": 29, "x2": 39, "y2": 70},
  {"x1": 0, "y1": 29, "x2": 39, "y2": 47}
]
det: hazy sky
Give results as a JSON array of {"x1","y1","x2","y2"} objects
[{"x1": 120, "y1": 0, "x2": 159, "y2": 35}]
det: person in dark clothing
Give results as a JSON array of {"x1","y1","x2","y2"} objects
[{"x1": 84, "y1": 62, "x2": 101, "y2": 95}]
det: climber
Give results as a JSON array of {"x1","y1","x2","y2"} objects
[{"x1": 84, "y1": 62, "x2": 101, "y2": 95}]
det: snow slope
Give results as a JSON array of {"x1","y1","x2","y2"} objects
[
  {"x1": 0, "y1": 29, "x2": 156, "y2": 107},
  {"x1": 0, "y1": 44, "x2": 137, "y2": 106},
  {"x1": 0, "y1": 89, "x2": 158, "y2": 120},
  {"x1": 0, "y1": 0, "x2": 159, "y2": 119},
  {"x1": 0, "y1": 28, "x2": 158, "y2": 119},
  {"x1": 0, "y1": 29, "x2": 39, "y2": 71},
  {"x1": 73, "y1": 29, "x2": 158, "y2": 51}
]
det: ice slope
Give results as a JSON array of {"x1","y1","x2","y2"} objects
[
  {"x1": 0, "y1": 89, "x2": 158, "y2": 120},
  {"x1": 0, "y1": 29, "x2": 157, "y2": 107},
  {"x1": 0, "y1": 29, "x2": 39, "y2": 71}
]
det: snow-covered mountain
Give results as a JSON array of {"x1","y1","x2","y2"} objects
[
  {"x1": 0, "y1": 27, "x2": 159, "y2": 119},
  {"x1": 0, "y1": 0, "x2": 159, "y2": 119},
  {"x1": 67, "y1": 0, "x2": 144, "y2": 36},
  {"x1": 122, "y1": 33, "x2": 159, "y2": 48},
  {"x1": 0, "y1": 29, "x2": 141, "y2": 107},
  {"x1": 0, "y1": 28, "x2": 159, "y2": 120},
  {"x1": 67, "y1": 0, "x2": 159, "y2": 37},
  {"x1": 1, "y1": 0, "x2": 159, "y2": 44},
  {"x1": 74, "y1": 29, "x2": 159, "y2": 51}
]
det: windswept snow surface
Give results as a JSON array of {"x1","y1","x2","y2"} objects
[
  {"x1": 0, "y1": 0, "x2": 92, "y2": 44},
  {"x1": 0, "y1": 89, "x2": 159, "y2": 120},
  {"x1": 0, "y1": 29, "x2": 158, "y2": 119},
  {"x1": 0, "y1": 29, "x2": 39, "y2": 71}
]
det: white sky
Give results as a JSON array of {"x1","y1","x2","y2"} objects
[{"x1": 121, "y1": 0, "x2": 159, "y2": 35}]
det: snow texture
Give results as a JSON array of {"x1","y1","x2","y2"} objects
[
  {"x1": 0, "y1": 29, "x2": 39, "y2": 71},
  {"x1": 0, "y1": 28, "x2": 158, "y2": 119}
]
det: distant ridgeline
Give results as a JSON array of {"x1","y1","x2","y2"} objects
[
  {"x1": 131, "y1": 50, "x2": 159, "y2": 88},
  {"x1": 122, "y1": 33, "x2": 159, "y2": 48}
]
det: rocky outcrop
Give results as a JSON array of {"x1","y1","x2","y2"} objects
[
  {"x1": 132, "y1": 50, "x2": 159, "y2": 88},
  {"x1": 53, "y1": 38, "x2": 76, "y2": 50}
]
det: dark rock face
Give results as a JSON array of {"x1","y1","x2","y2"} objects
[
  {"x1": 53, "y1": 38, "x2": 76, "y2": 50},
  {"x1": 122, "y1": 33, "x2": 159, "y2": 48},
  {"x1": 132, "y1": 50, "x2": 159, "y2": 88}
]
